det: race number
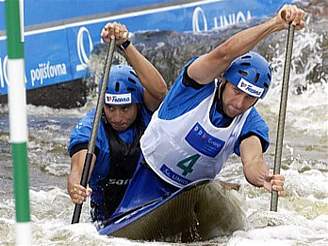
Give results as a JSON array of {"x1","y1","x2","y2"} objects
[{"x1": 176, "y1": 154, "x2": 200, "y2": 176}]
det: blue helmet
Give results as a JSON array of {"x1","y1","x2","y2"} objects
[
  {"x1": 101, "y1": 65, "x2": 144, "y2": 105},
  {"x1": 223, "y1": 52, "x2": 272, "y2": 99}
]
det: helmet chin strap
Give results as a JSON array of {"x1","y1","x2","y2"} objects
[
  {"x1": 102, "y1": 108, "x2": 109, "y2": 124},
  {"x1": 215, "y1": 79, "x2": 228, "y2": 116},
  {"x1": 217, "y1": 79, "x2": 227, "y2": 101},
  {"x1": 250, "y1": 98, "x2": 259, "y2": 107}
]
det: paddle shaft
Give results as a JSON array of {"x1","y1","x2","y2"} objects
[
  {"x1": 71, "y1": 39, "x2": 116, "y2": 224},
  {"x1": 270, "y1": 24, "x2": 295, "y2": 212}
]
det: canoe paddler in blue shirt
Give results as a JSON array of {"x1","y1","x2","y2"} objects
[
  {"x1": 67, "y1": 22, "x2": 167, "y2": 224},
  {"x1": 112, "y1": 4, "x2": 305, "y2": 216}
]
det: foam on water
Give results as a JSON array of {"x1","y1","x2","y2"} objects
[
  {"x1": 264, "y1": 29, "x2": 328, "y2": 137},
  {"x1": 230, "y1": 221, "x2": 328, "y2": 246},
  {"x1": 2, "y1": 188, "x2": 173, "y2": 245}
]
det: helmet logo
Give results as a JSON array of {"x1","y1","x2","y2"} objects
[
  {"x1": 237, "y1": 78, "x2": 264, "y2": 98},
  {"x1": 105, "y1": 93, "x2": 132, "y2": 105}
]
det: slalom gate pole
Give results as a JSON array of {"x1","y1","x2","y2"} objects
[{"x1": 5, "y1": 0, "x2": 31, "y2": 244}]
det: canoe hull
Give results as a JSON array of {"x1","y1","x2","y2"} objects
[{"x1": 105, "y1": 180, "x2": 245, "y2": 242}]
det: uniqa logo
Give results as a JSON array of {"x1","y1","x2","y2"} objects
[
  {"x1": 0, "y1": 55, "x2": 28, "y2": 92},
  {"x1": 0, "y1": 55, "x2": 8, "y2": 89},
  {"x1": 192, "y1": 7, "x2": 208, "y2": 33},
  {"x1": 76, "y1": 26, "x2": 94, "y2": 72},
  {"x1": 192, "y1": 6, "x2": 252, "y2": 33}
]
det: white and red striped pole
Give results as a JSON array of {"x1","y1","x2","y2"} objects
[{"x1": 5, "y1": 0, "x2": 31, "y2": 245}]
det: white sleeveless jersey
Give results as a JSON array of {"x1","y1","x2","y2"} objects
[{"x1": 140, "y1": 88, "x2": 251, "y2": 188}]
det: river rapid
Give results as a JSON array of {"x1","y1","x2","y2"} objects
[{"x1": 0, "y1": 1, "x2": 327, "y2": 245}]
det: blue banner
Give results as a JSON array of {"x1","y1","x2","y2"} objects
[
  {"x1": 0, "y1": 0, "x2": 173, "y2": 31},
  {"x1": 0, "y1": 0, "x2": 292, "y2": 95}
]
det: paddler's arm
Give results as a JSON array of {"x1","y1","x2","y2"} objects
[
  {"x1": 101, "y1": 22, "x2": 167, "y2": 112},
  {"x1": 240, "y1": 135, "x2": 286, "y2": 196},
  {"x1": 67, "y1": 149, "x2": 95, "y2": 204},
  {"x1": 187, "y1": 4, "x2": 305, "y2": 85}
]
